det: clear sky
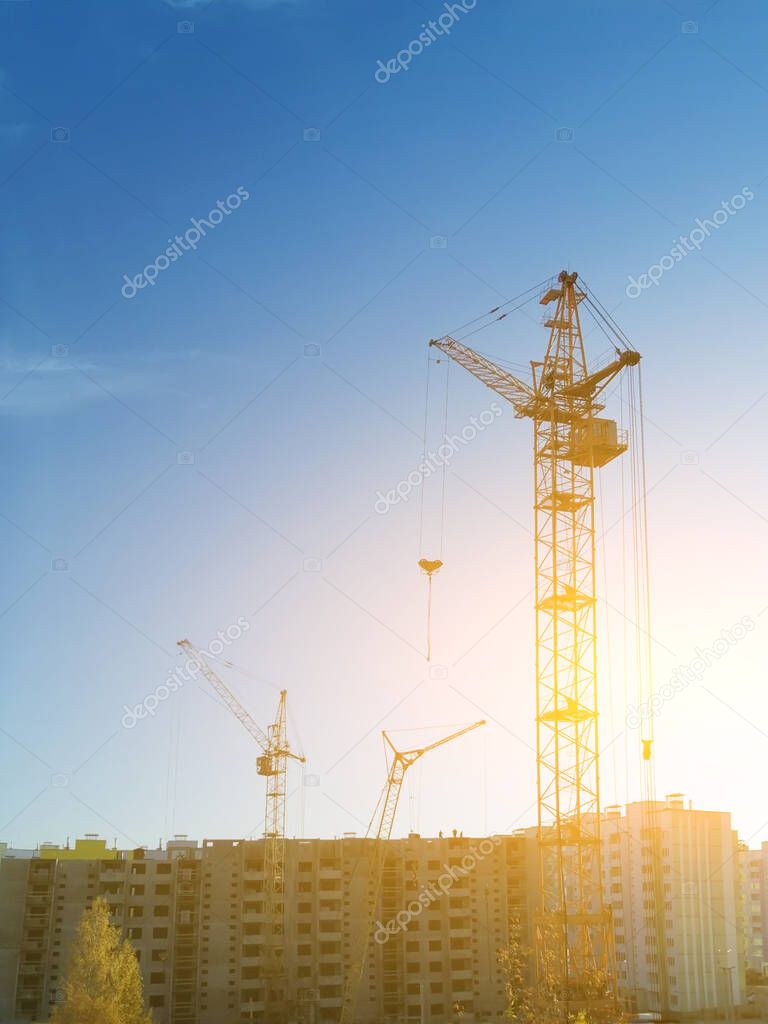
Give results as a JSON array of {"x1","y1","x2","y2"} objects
[{"x1": 2, "y1": 0, "x2": 768, "y2": 853}]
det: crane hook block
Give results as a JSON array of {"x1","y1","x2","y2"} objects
[{"x1": 418, "y1": 558, "x2": 443, "y2": 576}]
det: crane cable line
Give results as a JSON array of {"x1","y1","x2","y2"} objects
[
  {"x1": 441, "y1": 274, "x2": 553, "y2": 339},
  {"x1": 438, "y1": 358, "x2": 450, "y2": 560},
  {"x1": 417, "y1": 274, "x2": 558, "y2": 660},
  {"x1": 579, "y1": 277, "x2": 637, "y2": 352},
  {"x1": 417, "y1": 350, "x2": 451, "y2": 660},
  {"x1": 454, "y1": 289, "x2": 544, "y2": 343},
  {"x1": 624, "y1": 357, "x2": 668, "y2": 1017}
]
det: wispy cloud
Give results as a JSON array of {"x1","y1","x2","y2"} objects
[{"x1": 0, "y1": 350, "x2": 165, "y2": 417}]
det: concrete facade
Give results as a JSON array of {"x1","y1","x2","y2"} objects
[
  {"x1": 601, "y1": 796, "x2": 745, "y2": 1017},
  {"x1": 0, "y1": 833, "x2": 528, "y2": 1024},
  {"x1": 1, "y1": 803, "x2": 759, "y2": 1023},
  {"x1": 739, "y1": 844, "x2": 767, "y2": 974}
]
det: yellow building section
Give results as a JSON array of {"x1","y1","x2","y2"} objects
[{"x1": 38, "y1": 837, "x2": 128, "y2": 861}]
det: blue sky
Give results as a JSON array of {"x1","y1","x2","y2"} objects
[{"x1": 2, "y1": 0, "x2": 768, "y2": 853}]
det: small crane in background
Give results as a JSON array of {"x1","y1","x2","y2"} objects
[
  {"x1": 177, "y1": 639, "x2": 305, "y2": 1023},
  {"x1": 339, "y1": 719, "x2": 485, "y2": 1024}
]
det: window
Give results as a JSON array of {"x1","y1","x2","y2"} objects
[{"x1": 152, "y1": 928, "x2": 168, "y2": 939}]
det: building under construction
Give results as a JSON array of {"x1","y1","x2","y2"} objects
[
  {"x1": 0, "y1": 832, "x2": 530, "y2": 1024},
  {"x1": 0, "y1": 799, "x2": 756, "y2": 1024}
]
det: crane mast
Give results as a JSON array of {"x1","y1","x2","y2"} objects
[
  {"x1": 430, "y1": 270, "x2": 639, "y2": 1020},
  {"x1": 177, "y1": 640, "x2": 304, "y2": 1023},
  {"x1": 339, "y1": 720, "x2": 485, "y2": 1024}
]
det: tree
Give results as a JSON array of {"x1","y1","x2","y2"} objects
[
  {"x1": 498, "y1": 919, "x2": 623, "y2": 1024},
  {"x1": 497, "y1": 916, "x2": 537, "y2": 1024},
  {"x1": 51, "y1": 896, "x2": 152, "y2": 1024}
]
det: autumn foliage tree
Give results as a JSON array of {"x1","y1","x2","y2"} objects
[
  {"x1": 51, "y1": 896, "x2": 152, "y2": 1024},
  {"x1": 498, "y1": 918, "x2": 623, "y2": 1024},
  {"x1": 497, "y1": 916, "x2": 537, "y2": 1024}
]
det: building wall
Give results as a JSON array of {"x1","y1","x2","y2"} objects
[
  {"x1": 761, "y1": 842, "x2": 768, "y2": 974},
  {"x1": 601, "y1": 797, "x2": 745, "y2": 1017},
  {"x1": 0, "y1": 833, "x2": 528, "y2": 1024},
  {"x1": 1, "y1": 807, "x2": 755, "y2": 1023},
  {"x1": 739, "y1": 845, "x2": 766, "y2": 974},
  {"x1": 0, "y1": 856, "x2": 28, "y2": 1022}
]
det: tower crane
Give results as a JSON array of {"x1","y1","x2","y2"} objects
[
  {"x1": 339, "y1": 719, "x2": 485, "y2": 1024},
  {"x1": 430, "y1": 271, "x2": 640, "y2": 1020},
  {"x1": 177, "y1": 639, "x2": 305, "y2": 1023}
]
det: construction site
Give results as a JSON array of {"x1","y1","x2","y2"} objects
[{"x1": 2, "y1": 271, "x2": 765, "y2": 1024}]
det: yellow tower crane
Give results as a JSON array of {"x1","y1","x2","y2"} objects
[
  {"x1": 339, "y1": 719, "x2": 485, "y2": 1024},
  {"x1": 430, "y1": 270, "x2": 640, "y2": 1021},
  {"x1": 177, "y1": 639, "x2": 305, "y2": 1023}
]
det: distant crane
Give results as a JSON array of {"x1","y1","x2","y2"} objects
[
  {"x1": 177, "y1": 639, "x2": 305, "y2": 1023},
  {"x1": 339, "y1": 719, "x2": 485, "y2": 1024},
  {"x1": 430, "y1": 271, "x2": 640, "y2": 1020}
]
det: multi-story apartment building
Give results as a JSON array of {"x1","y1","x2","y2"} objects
[
  {"x1": 601, "y1": 795, "x2": 745, "y2": 1018},
  {"x1": 738, "y1": 843, "x2": 766, "y2": 974},
  {"x1": 1, "y1": 800, "x2": 757, "y2": 1023},
  {"x1": 0, "y1": 831, "x2": 529, "y2": 1024}
]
